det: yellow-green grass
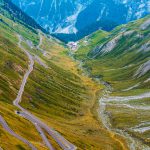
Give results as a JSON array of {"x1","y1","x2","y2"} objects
[
  {"x1": 74, "y1": 30, "x2": 109, "y2": 60},
  {"x1": 0, "y1": 6, "x2": 129, "y2": 150},
  {"x1": 0, "y1": 14, "x2": 39, "y2": 45},
  {"x1": 19, "y1": 36, "x2": 129, "y2": 149},
  {"x1": 0, "y1": 127, "x2": 28, "y2": 150},
  {"x1": 106, "y1": 103, "x2": 150, "y2": 146},
  {"x1": 74, "y1": 15, "x2": 150, "y2": 148},
  {"x1": 0, "y1": 102, "x2": 49, "y2": 150},
  {"x1": 0, "y1": 31, "x2": 49, "y2": 149}
]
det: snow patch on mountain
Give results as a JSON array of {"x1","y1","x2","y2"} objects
[
  {"x1": 55, "y1": 4, "x2": 84, "y2": 34},
  {"x1": 97, "y1": 4, "x2": 106, "y2": 21},
  {"x1": 11, "y1": 0, "x2": 150, "y2": 40}
]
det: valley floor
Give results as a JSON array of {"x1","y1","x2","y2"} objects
[
  {"x1": 0, "y1": 5, "x2": 150, "y2": 149},
  {"x1": 0, "y1": 16, "x2": 129, "y2": 150}
]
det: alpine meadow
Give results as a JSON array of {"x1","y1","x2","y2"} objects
[{"x1": 0, "y1": 0, "x2": 150, "y2": 150}]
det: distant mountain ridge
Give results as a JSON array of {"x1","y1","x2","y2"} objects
[{"x1": 11, "y1": 0, "x2": 150, "y2": 41}]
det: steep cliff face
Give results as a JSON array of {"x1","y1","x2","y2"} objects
[{"x1": 11, "y1": 0, "x2": 150, "y2": 40}]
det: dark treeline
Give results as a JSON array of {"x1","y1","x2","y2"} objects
[{"x1": 0, "y1": 0, "x2": 47, "y2": 34}]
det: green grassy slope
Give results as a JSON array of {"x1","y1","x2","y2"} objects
[
  {"x1": 74, "y1": 30, "x2": 109, "y2": 60},
  {"x1": 0, "y1": 2, "x2": 51, "y2": 149},
  {"x1": 19, "y1": 32, "x2": 127, "y2": 150},
  {"x1": 75, "y1": 15, "x2": 150, "y2": 92},
  {"x1": 74, "y1": 15, "x2": 150, "y2": 148},
  {"x1": 0, "y1": 0, "x2": 129, "y2": 150}
]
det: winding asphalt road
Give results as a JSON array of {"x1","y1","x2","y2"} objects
[
  {"x1": 13, "y1": 35, "x2": 77, "y2": 150},
  {"x1": 14, "y1": 35, "x2": 54, "y2": 150},
  {"x1": 0, "y1": 115, "x2": 37, "y2": 150}
]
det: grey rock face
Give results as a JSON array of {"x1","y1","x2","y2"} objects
[{"x1": 11, "y1": 0, "x2": 150, "y2": 40}]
